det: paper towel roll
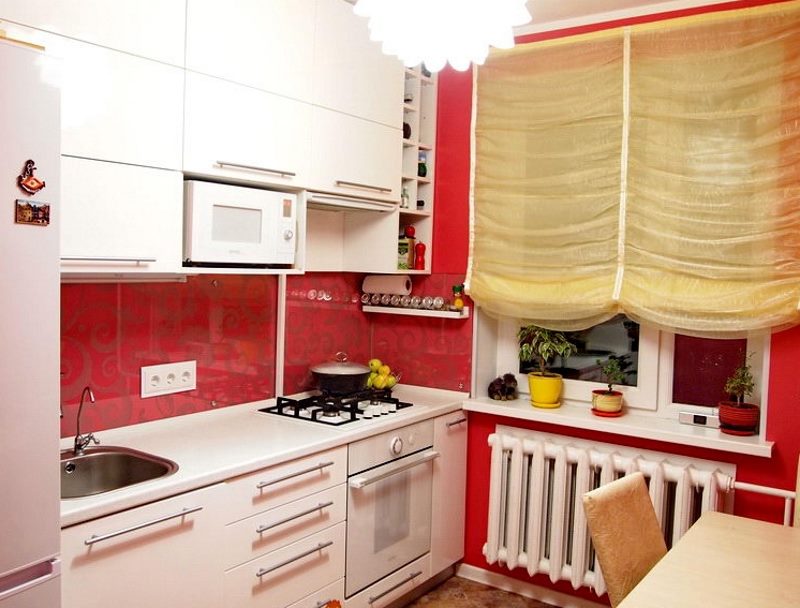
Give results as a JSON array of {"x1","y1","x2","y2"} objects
[{"x1": 362, "y1": 275, "x2": 412, "y2": 295}]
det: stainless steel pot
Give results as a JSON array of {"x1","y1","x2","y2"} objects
[{"x1": 310, "y1": 352, "x2": 370, "y2": 395}]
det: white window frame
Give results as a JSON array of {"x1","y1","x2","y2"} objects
[{"x1": 495, "y1": 317, "x2": 769, "y2": 419}]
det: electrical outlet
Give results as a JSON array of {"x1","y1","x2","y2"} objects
[{"x1": 141, "y1": 360, "x2": 197, "y2": 398}]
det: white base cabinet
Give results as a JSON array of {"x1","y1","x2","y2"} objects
[
  {"x1": 430, "y1": 412, "x2": 468, "y2": 574},
  {"x1": 61, "y1": 484, "x2": 226, "y2": 608},
  {"x1": 60, "y1": 157, "x2": 184, "y2": 276}
]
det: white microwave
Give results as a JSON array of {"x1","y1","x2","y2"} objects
[{"x1": 184, "y1": 180, "x2": 297, "y2": 267}]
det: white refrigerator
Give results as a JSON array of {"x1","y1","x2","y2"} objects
[{"x1": 0, "y1": 36, "x2": 61, "y2": 607}]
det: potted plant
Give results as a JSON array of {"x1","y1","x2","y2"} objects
[
  {"x1": 518, "y1": 325, "x2": 576, "y2": 408},
  {"x1": 718, "y1": 354, "x2": 759, "y2": 435},
  {"x1": 591, "y1": 356, "x2": 627, "y2": 415}
]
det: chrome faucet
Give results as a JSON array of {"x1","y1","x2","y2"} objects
[{"x1": 73, "y1": 385, "x2": 99, "y2": 456}]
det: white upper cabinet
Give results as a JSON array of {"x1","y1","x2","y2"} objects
[
  {"x1": 312, "y1": 0, "x2": 404, "y2": 127},
  {"x1": 183, "y1": 71, "x2": 313, "y2": 188},
  {"x1": 310, "y1": 106, "x2": 401, "y2": 201},
  {"x1": 186, "y1": 0, "x2": 316, "y2": 102},
  {"x1": 0, "y1": 0, "x2": 185, "y2": 65},
  {"x1": 55, "y1": 35, "x2": 184, "y2": 170},
  {"x1": 60, "y1": 157, "x2": 184, "y2": 276}
]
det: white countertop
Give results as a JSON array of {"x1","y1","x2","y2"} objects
[{"x1": 60, "y1": 385, "x2": 466, "y2": 527}]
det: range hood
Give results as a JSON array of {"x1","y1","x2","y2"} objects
[{"x1": 306, "y1": 191, "x2": 399, "y2": 212}]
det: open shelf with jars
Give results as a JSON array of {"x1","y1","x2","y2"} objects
[{"x1": 399, "y1": 67, "x2": 437, "y2": 273}]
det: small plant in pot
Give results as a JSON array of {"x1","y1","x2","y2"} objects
[
  {"x1": 718, "y1": 354, "x2": 760, "y2": 436},
  {"x1": 518, "y1": 325, "x2": 576, "y2": 408},
  {"x1": 591, "y1": 356, "x2": 627, "y2": 416}
]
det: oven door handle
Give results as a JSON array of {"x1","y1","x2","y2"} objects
[{"x1": 348, "y1": 450, "x2": 440, "y2": 490}]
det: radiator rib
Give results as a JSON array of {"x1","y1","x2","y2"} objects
[{"x1": 483, "y1": 427, "x2": 735, "y2": 598}]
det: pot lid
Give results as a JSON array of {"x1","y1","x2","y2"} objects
[{"x1": 310, "y1": 352, "x2": 370, "y2": 375}]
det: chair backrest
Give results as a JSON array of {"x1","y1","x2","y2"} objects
[
  {"x1": 795, "y1": 455, "x2": 800, "y2": 527},
  {"x1": 582, "y1": 472, "x2": 668, "y2": 607}
]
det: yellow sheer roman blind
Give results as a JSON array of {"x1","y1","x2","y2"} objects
[{"x1": 468, "y1": 2, "x2": 800, "y2": 336}]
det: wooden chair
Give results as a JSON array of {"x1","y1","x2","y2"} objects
[{"x1": 582, "y1": 472, "x2": 668, "y2": 607}]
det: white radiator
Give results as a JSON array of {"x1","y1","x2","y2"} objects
[{"x1": 483, "y1": 427, "x2": 735, "y2": 598}]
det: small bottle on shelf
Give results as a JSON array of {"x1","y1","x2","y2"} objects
[
  {"x1": 417, "y1": 152, "x2": 427, "y2": 178},
  {"x1": 452, "y1": 284, "x2": 464, "y2": 311},
  {"x1": 400, "y1": 187, "x2": 410, "y2": 209}
]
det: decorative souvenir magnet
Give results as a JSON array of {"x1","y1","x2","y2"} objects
[
  {"x1": 15, "y1": 199, "x2": 50, "y2": 226},
  {"x1": 17, "y1": 159, "x2": 46, "y2": 195}
]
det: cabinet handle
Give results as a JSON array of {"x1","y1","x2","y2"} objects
[
  {"x1": 84, "y1": 506, "x2": 203, "y2": 546},
  {"x1": 349, "y1": 451, "x2": 439, "y2": 490},
  {"x1": 255, "y1": 541, "x2": 334, "y2": 578},
  {"x1": 256, "y1": 461, "x2": 335, "y2": 490},
  {"x1": 61, "y1": 256, "x2": 157, "y2": 263},
  {"x1": 335, "y1": 179, "x2": 392, "y2": 194},
  {"x1": 446, "y1": 417, "x2": 467, "y2": 428},
  {"x1": 216, "y1": 160, "x2": 296, "y2": 178},
  {"x1": 313, "y1": 601, "x2": 335, "y2": 608},
  {"x1": 368, "y1": 571, "x2": 423, "y2": 604},
  {"x1": 255, "y1": 501, "x2": 335, "y2": 534}
]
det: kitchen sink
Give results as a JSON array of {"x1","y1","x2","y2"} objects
[{"x1": 61, "y1": 446, "x2": 178, "y2": 499}]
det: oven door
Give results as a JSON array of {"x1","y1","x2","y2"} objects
[{"x1": 345, "y1": 449, "x2": 438, "y2": 598}]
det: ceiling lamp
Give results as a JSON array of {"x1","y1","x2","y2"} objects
[{"x1": 353, "y1": 0, "x2": 532, "y2": 73}]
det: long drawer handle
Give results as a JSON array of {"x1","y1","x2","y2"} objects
[
  {"x1": 368, "y1": 571, "x2": 423, "y2": 604},
  {"x1": 216, "y1": 160, "x2": 296, "y2": 178},
  {"x1": 255, "y1": 541, "x2": 334, "y2": 578},
  {"x1": 349, "y1": 450, "x2": 439, "y2": 490},
  {"x1": 446, "y1": 417, "x2": 467, "y2": 428},
  {"x1": 313, "y1": 600, "x2": 335, "y2": 608},
  {"x1": 255, "y1": 501, "x2": 335, "y2": 534},
  {"x1": 256, "y1": 461, "x2": 335, "y2": 490},
  {"x1": 61, "y1": 256, "x2": 157, "y2": 263},
  {"x1": 84, "y1": 506, "x2": 203, "y2": 546},
  {"x1": 335, "y1": 179, "x2": 392, "y2": 193}
]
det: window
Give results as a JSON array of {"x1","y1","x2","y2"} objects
[{"x1": 497, "y1": 317, "x2": 767, "y2": 418}]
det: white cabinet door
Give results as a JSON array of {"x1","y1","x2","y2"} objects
[
  {"x1": 61, "y1": 484, "x2": 226, "y2": 608},
  {"x1": 312, "y1": 0, "x2": 403, "y2": 127},
  {"x1": 60, "y1": 157, "x2": 184, "y2": 276},
  {"x1": 186, "y1": 0, "x2": 316, "y2": 102},
  {"x1": 0, "y1": 0, "x2": 185, "y2": 65},
  {"x1": 184, "y1": 71, "x2": 313, "y2": 189},
  {"x1": 310, "y1": 106, "x2": 401, "y2": 202},
  {"x1": 56, "y1": 36, "x2": 183, "y2": 170},
  {"x1": 430, "y1": 412, "x2": 468, "y2": 574}
]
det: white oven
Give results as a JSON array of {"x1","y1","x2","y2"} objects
[
  {"x1": 183, "y1": 180, "x2": 297, "y2": 267},
  {"x1": 345, "y1": 420, "x2": 438, "y2": 598}
]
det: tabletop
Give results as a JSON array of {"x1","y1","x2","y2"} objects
[{"x1": 618, "y1": 510, "x2": 800, "y2": 607}]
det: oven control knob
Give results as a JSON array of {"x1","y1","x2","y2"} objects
[{"x1": 390, "y1": 436, "x2": 403, "y2": 455}]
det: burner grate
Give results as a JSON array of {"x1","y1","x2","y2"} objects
[{"x1": 259, "y1": 389, "x2": 412, "y2": 426}]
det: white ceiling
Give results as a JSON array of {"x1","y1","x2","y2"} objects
[{"x1": 517, "y1": 0, "x2": 738, "y2": 34}]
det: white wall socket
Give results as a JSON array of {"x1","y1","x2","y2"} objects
[{"x1": 141, "y1": 360, "x2": 197, "y2": 398}]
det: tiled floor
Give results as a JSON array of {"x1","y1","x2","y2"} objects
[{"x1": 405, "y1": 576, "x2": 558, "y2": 608}]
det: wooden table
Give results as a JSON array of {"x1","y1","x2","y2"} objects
[{"x1": 618, "y1": 511, "x2": 800, "y2": 607}]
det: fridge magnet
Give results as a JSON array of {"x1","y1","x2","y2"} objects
[
  {"x1": 15, "y1": 198, "x2": 50, "y2": 226},
  {"x1": 17, "y1": 159, "x2": 46, "y2": 195}
]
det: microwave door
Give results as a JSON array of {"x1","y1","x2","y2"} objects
[{"x1": 192, "y1": 200, "x2": 273, "y2": 264}]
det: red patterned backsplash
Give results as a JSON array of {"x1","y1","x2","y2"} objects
[
  {"x1": 60, "y1": 275, "x2": 279, "y2": 437},
  {"x1": 61, "y1": 272, "x2": 473, "y2": 437}
]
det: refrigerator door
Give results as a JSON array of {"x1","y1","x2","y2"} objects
[{"x1": 0, "y1": 36, "x2": 61, "y2": 579}]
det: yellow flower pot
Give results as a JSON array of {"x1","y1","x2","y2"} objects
[{"x1": 527, "y1": 372, "x2": 563, "y2": 408}]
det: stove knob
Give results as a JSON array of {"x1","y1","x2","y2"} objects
[
  {"x1": 387, "y1": 402, "x2": 397, "y2": 413},
  {"x1": 390, "y1": 436, "x2": 403, "y2": 455}
]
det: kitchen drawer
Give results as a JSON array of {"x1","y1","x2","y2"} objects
[
  {"x1": 345, "y1": 553, "x2": 431, "y2": 608},
  {"x1": 225, "y1": 484, "x2": 346, "y2": 569},
  {"x1": 224, "y1": 521, "x2": 345, "y2": 608},
  {"x1": 286, "y1": 578, "x2": 344, "y2": 608},
  {"x1": 224, "y1": 446, "x2": 347, "y2": 524}
]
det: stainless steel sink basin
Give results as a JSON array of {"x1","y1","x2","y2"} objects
[{"x1": 61, "y1": 446, "x2": 178, "y2": 499}]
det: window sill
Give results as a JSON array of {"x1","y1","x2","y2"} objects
[{"x1": 462, "y1": 397, "x2": 773, "y2": 458}]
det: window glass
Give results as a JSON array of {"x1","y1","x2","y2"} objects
[{"x1": 672, "y1": 335, "x2": 747, "y2": 407}]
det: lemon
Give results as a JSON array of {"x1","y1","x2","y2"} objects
[
  {"x1": 372, "y1": 374, "x2": 387, "y2": 389},
  {"x1": 378, "y1": 364, "x2": 391, "y2": 376},
  {"x1": 385, "y1": 374, "x2": 398, "y2": 389},
  {"x1": 368, "y1": 358, "x2": 382, "y2": 372}
]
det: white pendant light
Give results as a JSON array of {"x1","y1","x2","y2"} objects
[{"x1": 353, "y1": 0, "x2": 532, "y2": 73}]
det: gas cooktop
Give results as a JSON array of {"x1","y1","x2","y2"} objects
[{"x1": 258, "y1": 389, "x2": 413, "y2": 427}]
